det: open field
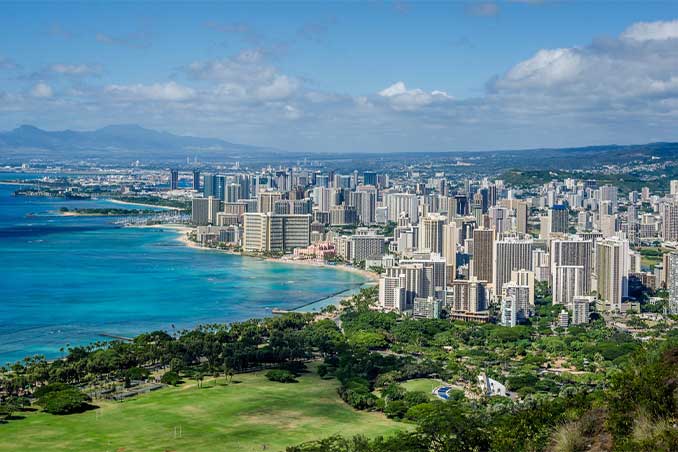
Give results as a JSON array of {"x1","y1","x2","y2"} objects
[
  {"x1": 0, "y1": 364, "x2": 406, "y2": 452},
  {"x1": 399, "y1": 378, "x2": 442, "y2": 400}
]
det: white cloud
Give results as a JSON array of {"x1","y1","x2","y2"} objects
[
  {"x1": 185, "y1": 50, "x2": 299, "y2": 102},
  {"x1": 6, "y1": 19, "x2": 678, "y2": 153},
  {"x1": 104, "y1": 81, "x2": 195, "y2": 101},
  {"x1": 30, "y1": 82, "x2": 53, "y2": 98},
  {"x1": 255, "y1": 75, "x2": 299, "y2": 101},
  {"x1": 48, "y1": 63, "x2": 100, "y2": 76},
  {"x1": 378, "y1": 81, "x2": 452, "y2": 111},
  {"x1": 499, "y1": 48, "x2": 583, "y2": 88},
  {"x1": 490, "y1": 20, "x2": 678, "y2": 103},
  {"x1": 621, "y1": 19, "x2": 678, "y2": 42}
]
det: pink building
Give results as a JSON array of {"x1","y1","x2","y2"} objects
[{"x1": 293, "y1": 242, "x2": 336, "y2": 260}]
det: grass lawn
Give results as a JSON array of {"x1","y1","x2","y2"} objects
[
  {"x1": 0, "y1": 364, "x2": 406, "y2": 452},
  {"x1": 399, "y1": 378, "x2": 441, "y2": 400}
]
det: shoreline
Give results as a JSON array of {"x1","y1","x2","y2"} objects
[
  {"x1": 136, "y1": 222, "x2": 378, "y2": 283},
  {"x1": 106, "y1": 198, "x2": 182, "y2": 211}
]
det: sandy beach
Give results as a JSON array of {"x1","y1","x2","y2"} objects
[
  {"x1": 107, "y1": 199, "x2": 182, "y2": 210},
  {"x1": 139, "y1": 224, "x2": 379, "y2": 282}
]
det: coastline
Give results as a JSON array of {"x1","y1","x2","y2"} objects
[
  {"x1": 106, "y1": 198, "x2": 182, "y2": 211},
  {"x1": 137, "y1": 222, "x2": 379, "y2": 282}
]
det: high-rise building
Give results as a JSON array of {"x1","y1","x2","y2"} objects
[
  {"x1": 225, "y1": 183, "x2": 240, "y2": 203},
  {"x1": 670, "y1": 180, "x2": 678, "y2": 196},
  {"x1": 558, "y1": 310, "x2": 569, "y2": 328},
  {"x1": 203, "y1": 174, "x2": 226, "y2": 200},
  {"x1": 667, "y1": 252, "x2": 678, "y2": 315},
  {"x1": 170, "y1": 169, "x2": 179, "y2": 190},
  {"x1": 258, "y1": 191, "x2": 283, "y2": 214},
  {"x1": 549, "y1": 205, "x2": 569, "y2": 233},
  {"x1": 572, "y1": 296, "x2": 594, "y2": 324},
  {"x1": 501, "y1": 199, "x2": 528, "y2": 234},
  {"x1": 312, "y1": 187, "x2": 339, "y2": 213},
  {"x1": 500, "y1": 296, "x2": 518, "y2": 327},
  {"x1": 472, "y1": 228, "x2": 495, "y2": 283},
  {"x1": 419, "y1": 213, "x2": 447, "y2": 254},
  {"x1": 442, "y1": 223, "x2": 458, "y2": 284},
  {"x1": 553, "y1": 265, "x2": 585, "y2": 307},
  {"x1": 192, "y1": 196, "x2": 221, "y2": 226},
  {"x1": 488, "y1": 206, "x2": 510, "y2": 234},
  {"x1": 330, "y1": 205, "x2": 358, "y2": 226},
  {"x1": 385, "y1": 193, "x2": 419, "y2": 224},
  {"x1": 349, "y1": 189, "x2": 377, "y2": 225},
  {"x1": 493, "y1": 237, "x2": 533, "y2": 296},
  {"x1": 661, "y1": 201, "x2": 678, "y2": 241},
  {"x1": 510, "y1": 269, "x2": 535, "y2": 306},
  {"x1": 379, "y1": 276, "x2": 404, "y2": 311},
  {"x1": 550, "y1": 238, "x2": 594, "y2": 293},
  {"x1": 350, "y1": 232, "x2": 385, "y2": 261},
  {"x1": 413, "y1": 297, "x2": 442, "y2": 319},
  {"x1": 363, "y1": 171, "x2": 377, "y2": 187},
  {"x1": 192, "y1": 169, "x2": 200, "y2": 191},
  {"x1": 595, "y1": 238, "x2": 630, "y2": 311},
  {"x1": 503, "y1": 281, "x2": 531, "y2": 320},
  {"x1": 598, "y1": 185, "x2": 618, "y2": 211},
  {"x1": 387, "y1": 254, "x2": 446, "y2": 302},
  {"x1": 242, "y1": 213, "x2": 311, "y2": 253},
  {"x1": 445, "y1": 278, "x2": 487, "y2": 313}
]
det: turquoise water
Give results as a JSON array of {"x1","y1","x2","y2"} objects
[{"x1": 0, "y1": 173, "x2": 365, "y2": 364}]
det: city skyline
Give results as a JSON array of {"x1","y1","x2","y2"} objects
[{"x1": 2, "y1": 2, "x2": 678, "y2": 152}]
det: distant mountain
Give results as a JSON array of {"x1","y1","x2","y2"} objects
[{"x1": 0, "y1": 124, "x2": 285, "y2": 162}]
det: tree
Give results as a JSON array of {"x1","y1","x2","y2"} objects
[
  {"x1": 317, "y1": 364, "x2": 329, "y2": 379},
  {"x1": 265, "y1": 370, "x2": 297, "y2": 383},
  {"x1": 161, "y1": 371, "x2": 181, "y2": 386},
  {"x1": 37, "y1": 388, "x2": 90, "y2": 415}
]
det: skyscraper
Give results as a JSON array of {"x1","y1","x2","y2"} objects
[
  {"x1": 572, "y1": 296, "x2": 594, "y2": 324},
  {"x1": 503, "y1": 281, "x2": 531, "y2": 320},
  {"x1": 661, "y1": 201, "x2": 678, "y2": 241},
  {"x1": 258, "y1": 191, "x2": 283, "y2": 214},
  {"x1": 349, "y1": 189, "x2": 377, "y2": 225},
  {"x1": 471, "y1": 228, "x2": 495, "y2": 284},
  {"x1": 419, "y1": 213, "x2": 447, "y2": 254},
  {"x1": 549, "y1": 205, "x2": 569, "y2": 233},
  {"x1": 192, "y1": 196, "x2": 221, "y2": 226},
  {"x1": 170, "y1": 169, "x2": 179, "y2": 190},
  {"x1": 203, "y1": 174, "x2": 226, "y2": 200},
  {"x1": 553, "y1": 265, "x2": 585, "y2": 307},
  {"x1": 667, "y1": 252, "x2": 678, "y2": 315},
  {"x1": 363, "y1": 171, "x2": 377, "y2": 187},
  {"x1": 595, "y1": 238, "x2": 630, "y2": 311},
  {"x1": 510, "y1": 269, "x2": 535, "y2": 306},
  {"x1": 493, "y1": 237, "x2": 533, "y2": 296},
  {"x1": 550, "y1": 238, "x2": 594, "y2": 293},
  {"x1": 385, "y1": 193, "x2": 419, "y2": 224},
  {"x1": 242, "y1": 213, "x2": 311, "y2": 253},
  {"x1": 192, "y1": 169, "x2": 200, "y2": 191}
]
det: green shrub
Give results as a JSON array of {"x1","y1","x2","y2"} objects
[
  {"x1": 160, "y1": 371, "x2": 181, "y2": 386},
  {"x1": 266, "y1": 369, "x2": 297, "y2": 383},
  {"x1": 33, "y1": 382, "x2": 72, "y2": 399},
  {"x1": 384, "y1": 400, "x2": 408, "y2": 419},
  {"x1": 37, "y1": 389, "x2": 90, "y2": 415},
  {"x1": 126, "y1": 367, "x2": 150, "y2": 380},
  {"x1": 317, "y1": 364, "x2": 329, "y2": 378}
]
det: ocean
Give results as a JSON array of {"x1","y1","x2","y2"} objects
[{"x1": 0, "y1": 173, "x2": 366, "y2": 364}]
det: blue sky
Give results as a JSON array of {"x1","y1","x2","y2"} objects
[{"x1": 2, "y1": 1, "x2": 678, "y2": 152}]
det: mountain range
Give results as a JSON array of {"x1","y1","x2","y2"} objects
[{"x1": 0, "y1": 124, "x2": 284, "y2": 163}]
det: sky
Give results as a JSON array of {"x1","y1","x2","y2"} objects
[{"x1": 2, "y1": 1, "x2": 678, "y2": 153}]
